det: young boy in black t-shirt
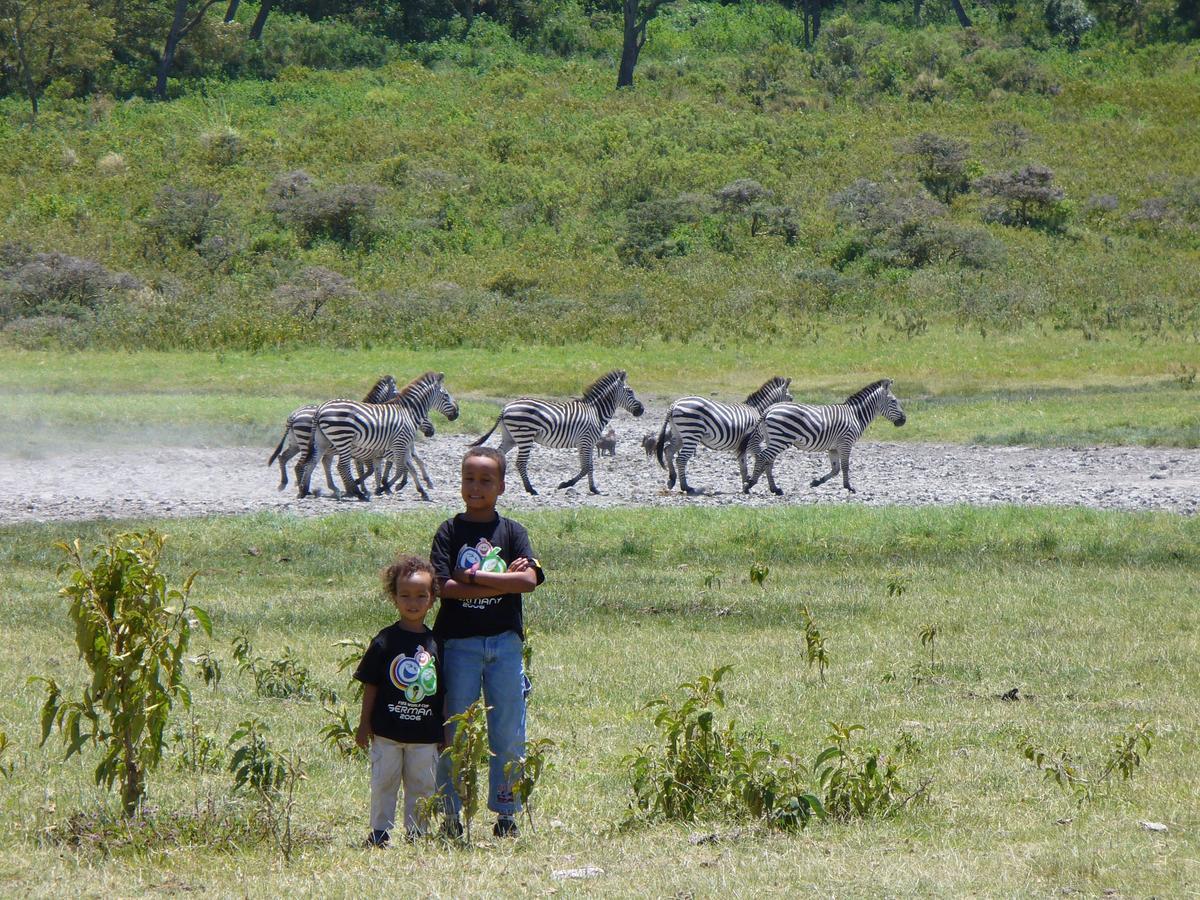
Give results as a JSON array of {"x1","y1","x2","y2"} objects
[
  {"x1": 354, "y1": 553, "x2": 444, "y2": 846},
  {"x1": 431, "y1": 446, "x2": 544, "y2": 838}
]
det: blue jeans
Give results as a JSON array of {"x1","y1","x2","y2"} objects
[{"x1": 438, "y1": 630, "x2": 526, "y2": 817}]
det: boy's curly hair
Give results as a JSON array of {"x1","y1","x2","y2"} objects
[
  {"x1": 382, "y1": 553, "x2": 438, "y2": 601},
  {"x1": 463, "y1": 445, "x2": 506, "y2": 478}
]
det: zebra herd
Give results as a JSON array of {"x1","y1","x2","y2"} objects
[{"x1": 267, "y1": 370, "x2": 906, "y2": 501}]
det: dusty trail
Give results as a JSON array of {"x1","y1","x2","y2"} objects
[{"x1": 2, "y1": 409, "x2": 1195, "y2": 524}]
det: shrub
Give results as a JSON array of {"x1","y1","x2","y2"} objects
[
  {"x1": 268, "y1": 171, "x2": 383, "y2": 246},
  {"x1": 96, "y1": 152, "x2": 127, "y2": 176},
  {"x1": 1045, "y1": 0, "x2": 1097, "y2": 49},
  {"x1": 829, "y1": 179, "x2": 1002, "y2": 270},
  {"x1": 904, "y1": 133, "x2": 972, "y2": 203},
  {"x1": 144, "y1": 185, "x2": 226, "y2": 250},
  {"x1": 975, "y1": 165, "x2": 1069, "y2": 231},
  {"x1": 273, "y1": 266, "x2": 358, "y2": 322},
  {"x1": 199, "y1": 126, "x2": 242, "y2": 168},
  {"x1": 0, "y1": 248, "x2": 137, "y2": 321},
  {"x1": 616, "y1": 194, "x2": 707, "y2": 266}
]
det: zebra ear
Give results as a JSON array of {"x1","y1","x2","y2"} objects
[
  {"x1": 436, "y1": 372, "x2": 445, "y2": 381},
  {"x1": 883, "y1": 378, "x2": 893, "y2": 389}
]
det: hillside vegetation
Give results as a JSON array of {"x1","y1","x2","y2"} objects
[{"x1": 1, "y1": 2, "x2": 1199, "y2": 352}]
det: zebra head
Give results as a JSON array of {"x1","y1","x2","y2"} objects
[
  {"x1": 400, "y1": 371, "x2": 460, "y2": 422},
  {"x1": 617, "y1": 371, "x2": 645, "y2": 418},
  {"x1": 430, "y1": 372, "x2": 460, "y2": 421},
  {"x1": 880, "y1": 379, "x2": 906, "y2": 427}
]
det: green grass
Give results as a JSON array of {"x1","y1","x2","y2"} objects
[
  {"x1": 0, "y1": 505, "x2": 1198, "y2": 894},
  {"x1": 3, "y1": 328, "x2": 1198, "y2": 450}
]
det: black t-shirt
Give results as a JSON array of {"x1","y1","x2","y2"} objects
[
  {"x1": 430, "y1": 513, "x2": 545, "y2": 640},
  {"x1": 354, "y1": 623, "x2": 444, "y2": 744}
]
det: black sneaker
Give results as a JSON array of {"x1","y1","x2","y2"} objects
[
  {"x1": 493, "y1": 815, "x2": 520, "y2": 838},
  {"x1": 365, "y1": 829, "x2": 390, "y2": 848},
  {"x1": 442, "y1": 817, "x2": 464, "y2": 839}
]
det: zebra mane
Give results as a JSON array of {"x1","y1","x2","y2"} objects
[
  {"x1": 398, "y1": 371, "x2": 443, "y2": 398},
  {"x1": 362, "y1": 376, "x2": 396, "y2": 403},
  {"x1": 745, "y1": 376, "x2": 789, "y2": 406},
  {"x1": 580, "y1": 370, "x2": 625, "y2": 402},
  {"x1": 843, "y1": 379, "x2": 891, "y2": 406}
]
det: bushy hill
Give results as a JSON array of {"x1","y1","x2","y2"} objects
[{"x1": 1, "y1": 4, "x2": 1198, "y2": 351}]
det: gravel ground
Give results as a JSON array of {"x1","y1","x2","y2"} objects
[{"x1": 2, "y1": 408, "x2": 1196, "y2": 524}]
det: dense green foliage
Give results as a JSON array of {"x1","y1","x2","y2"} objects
[{"x1": 1, "y1": 2, "x2": 1198, "y2": 353}]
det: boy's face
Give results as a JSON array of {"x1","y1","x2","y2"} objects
[
  {"x1": 461, "y1": 455, "x2": 504, "y2": 515},
  {"x1": 392, "y1": 571, "x2": 435, "y2": 626}
]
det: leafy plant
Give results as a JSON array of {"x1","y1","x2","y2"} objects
[
  {"x1": 444, "y1": 699, "x2": 492, "y2": 843},
  {"x1": 172, "y1": 713, "x2": 223, "y2": 775},
  {"x1": 227, "y1": 717, "x2": 307, "y2": 863},
  {"x1": 886, "y1": 576, "x2": 908, "y2": 598},
  {"x1": 799, "y1": 604, "x2": 830, "y2": 682},
  {"x1": 318, "y1": 706, "x2": 365, "y2": 760},
  {"x1": 0, "y1": 729, "x2": 12, "y2": 779},
  {"x1": 749, "y1": 561, "x2": 770, "y2": 588},
  {"x1": 333, "y1": 638, "x2": 367, "y2": 699},
  {"x1": 919, "y1": 623, "x2": 941, "y2": 667},
  {"x1": 34, "y1": 531, "x2": 210, "y2": 817},
  {"x1": 504, "y1": 737, "x2": 555, "y2": 832},
  {"x1": 1019, "y1": 723, "x2": 1154, "y2": 804},
  {"x1": 192, "y1": 650, "x2": 222, "y2": 690},
  {"x1": 815, "y1": 722, "x2": 914, "y2": 821},
  {"x1": 625, "y1": 666, "x2": 824, "y2": 831},
  {"x1": 233, "y1": 635, "x2": 318, "y2": 701},
  {"x1": 702, "y1": 570, "x2": 723, "y2": 590}
]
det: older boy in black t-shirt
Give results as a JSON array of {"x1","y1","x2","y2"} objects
[
  {"x1": 355, "y1": 554, "x2": 444, "y2": 846},
  {"x1": 431, "y1": 447, "x2": 544, "y2": 838}
]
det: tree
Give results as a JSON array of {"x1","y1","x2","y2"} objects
[
  {"x1": 618, "y1": 0, "x2": 674, "y2": 89},
  {"x1": 155, "y1": 0, "x2": 223, "y2": 99},
  {"x1": 915, "y1": 0, "x2": 973, "y2": 27},
  {"x1": 0, "y1": 0, "x2": 113, "y2": 120},
  {"x1": 34, "y1": 531, "x2": 210, "y2": 817},
  {"x1": 249, "y1": 0, "x2": 274, "y2": 39}
]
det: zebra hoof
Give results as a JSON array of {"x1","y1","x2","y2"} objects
[
  {"x1": 809, "y1": 479, "x2": 822, "y2": 488},
  {"x1": 845, "y1": 486, "x2": 857, "y2": 494},
  {"x1": 684, "y1": 487, "x2": 702, "y2": 496},
  {"x1": 771, "y1": 487, "x2": 784, "y2": 496}
]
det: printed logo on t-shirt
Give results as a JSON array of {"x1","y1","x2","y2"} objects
[
  {"x1": 387, "y1": 645, "x2": 438, "y2": 703},
  {"x1": 457, "y1": 540, "x2": 509, "y2": 610},
  {"x1": 456, "y1": 538, "x2": 508, "y2": 574}
]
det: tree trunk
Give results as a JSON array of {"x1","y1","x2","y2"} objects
[
  {"x1": 802, "y1": 0, "x2": 812, "y2": 48},
  {"x1": 224, "y1": 0, "x2": 240, "y2": 23},
  {"x1": 617, "y1": 0, "x2": 640, "y2": 88},
  {"x1": 249, "y1": 0, "x2": 275, "y2": 39},
  {"x1": 12, "y1": 15, "x2": 41, "y2": 121},
  {"x1": 949, "y1": 0, "x2": 972, "y2": 27},
  {"x1": 913, "y1": 0, "x2": 924, "y2": 26},
  {"x1": 812, "y1": 3, "x2": 822, "y2": 42},
  {"x1": 155, "y1": 0, "x2": 190, "y2": 100}
]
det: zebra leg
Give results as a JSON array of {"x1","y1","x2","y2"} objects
[
  {"x1": 322, "y1": 448, "x2": 341, "y2": 498},
  {"x1": 413, "y1": 451, "x2": 435, "y2": 488},
  {"x1": 337, "y1": 453, "x2": 369, "y2": 501},
  {"x1": 811, "y1": 451, "x2": 841, "y2": 489},
  {"x1": 298, "y1": 430, "x2": 330, "y2": 499},
  {"x1": 399, "y1": 447, "x2": 430, "y2": 501},
  {"x1": 558, "y1": 444, "x2": 596, "y2": 492},
  {"x1": 765, "y1": 460, "x2": 783, "y2": 496},
  {"x1": 676, "y1": 438, "x2": 701, "y2": 496},
  {"x1": 840, "y1": 448, "x2": 856, "y2": 493},
  {"x1": 515, "y1": 446, "x2": 538, "y2": 495},
  {"x1": 276, "y1": 446, "x2": 298, "y2": 491}
]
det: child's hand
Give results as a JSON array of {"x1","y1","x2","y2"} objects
[
  {"x1": 355, "y1": 723, "x2": 371, "y2": 750},
  {"x1": 453, "y1": 564, "x2": 480, "y2": 583},
  {"x1": 508, "y1": 557, "x2": 531, "y2": 572}
]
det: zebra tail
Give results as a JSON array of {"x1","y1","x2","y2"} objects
[
  {"x1": 654, "y1": 414, "x2": 671, "y2": 470},
  {"x1": 267, "y1": 429, "x2": 287, "y2": 466},
  {"x1": 470, "y1": 415, "x2": 500, "y2": 447}
]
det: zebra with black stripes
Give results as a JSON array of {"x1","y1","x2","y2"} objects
[
  {"x1": 654, "y1": 376, "x2": 793, "y2": 495},
  {"x1": 298, "y1": 371, "x2": 459, "y2": 502},
  {"x1": 267, "y1": 375, "x2": 399, "y2": 492},
  {"x1": 472, "y1": 370, "x2": 645, "y2": 495},
  {"x1": 742, "y1": 378, "x2": 906, "y2": 495}
]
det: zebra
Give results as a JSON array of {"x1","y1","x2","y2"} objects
[
  {"x1": 742, "y1": 378, "x2": 906, "y2": 495},
  {"x1": 654, "y1": 376, "x2": 792, "y2": 496},
  {"x1": 472, "y1": 370, "x2": 645, "y2": 495},
  {"x1": 298, "y1": 371, "x2": 459, "y2": 502},
  {"x1": 267, "y1": 375, "x2": 398, "y2": 492}
]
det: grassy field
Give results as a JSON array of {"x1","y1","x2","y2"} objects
[
  {"x1": 3, "y1": 328, "x2": 1199, "y2": 453},
  {"x1": 1, "y1": 505, "x2": 1197, "y2": 895}
]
